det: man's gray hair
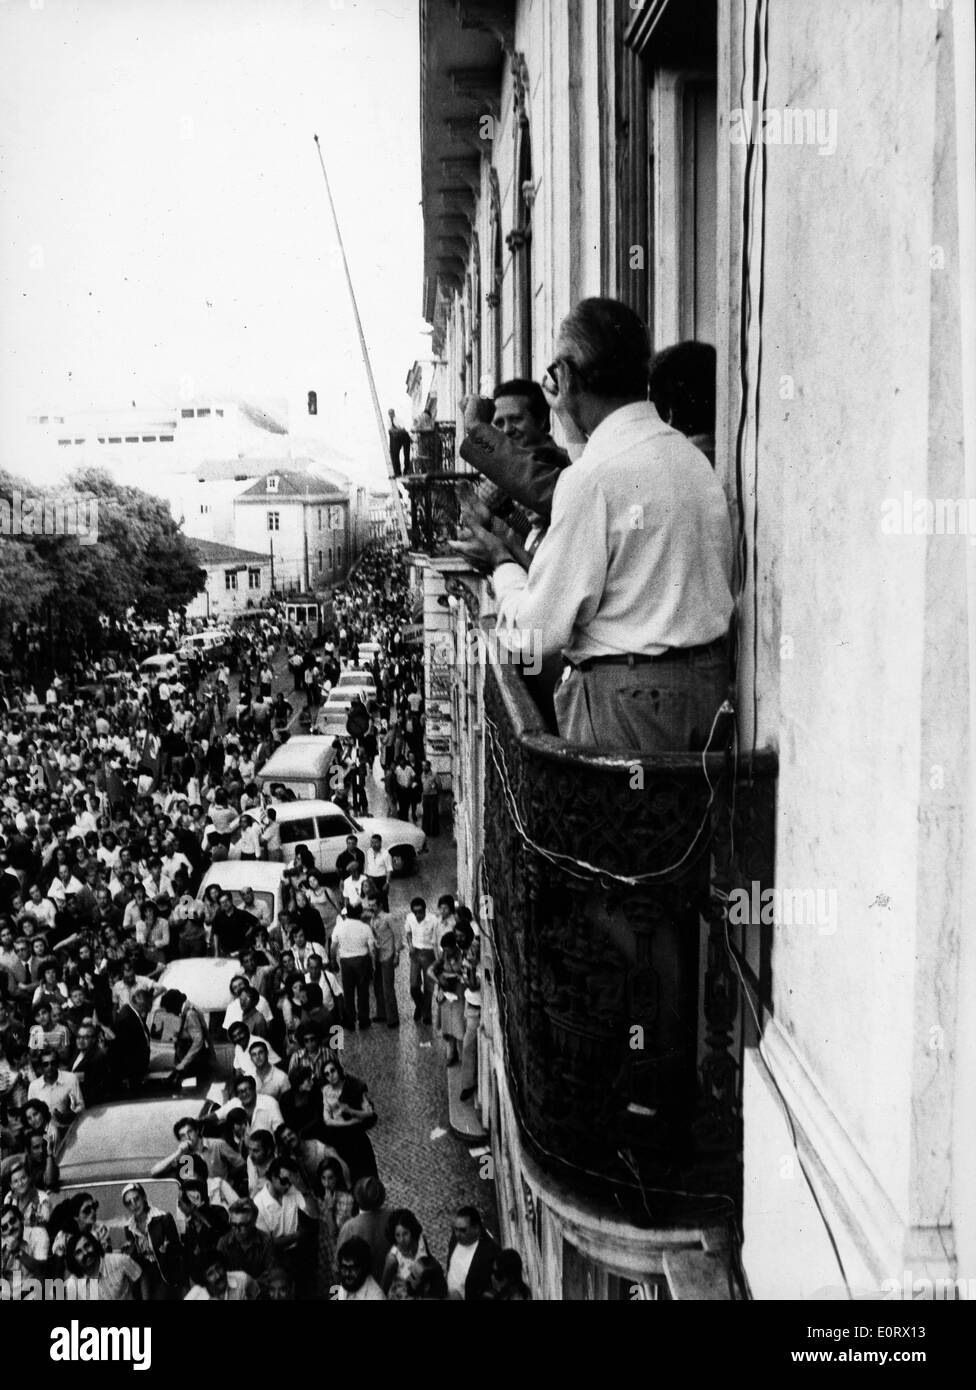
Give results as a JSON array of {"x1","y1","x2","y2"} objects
[{"x1": 559, "y1": 297, "x2": 651, "y2": 399}]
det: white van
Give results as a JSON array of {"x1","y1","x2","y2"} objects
[
  {"x1": 272, "y1": 798, "x2": 426, "y2": 875},
  {"x1": 139, "y1": 654, "x2": 182, "y2": 683},
  {"x1": 178, "y1": 631, "x2": 229, "y2": 665}
]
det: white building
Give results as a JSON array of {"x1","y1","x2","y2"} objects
[
  {"x1": 184, "y1": 540, "x2": 274, "y2": 622},
  {"x1": 232, "y1": 468, "x2": 354, "y2": 593}
]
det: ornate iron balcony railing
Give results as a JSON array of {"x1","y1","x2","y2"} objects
[{"x1": 481, "y1": 655, "x2": 777, "y2": 1222}]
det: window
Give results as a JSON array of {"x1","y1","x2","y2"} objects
[
  {"x1": 160, "y1": 435, "x2": 174, "y2": 442},
  {"x1": 216, "y1": 408, "x2": 224, "y2": 417},
  {"x1": 181, "y1": 408, "x2": 194, "y2": 419},
  {"x1": 328, "y1": 548, "x2": 333, "y2": 569},
  {"x1": 74, "y1": 438, "x2": 85, "y2": 445},
  {"x1": 125, "y1": 436, "x2": 138, "y2": 443},
  {"x1": 108, "y1": 437, "x2": 121, "y2": 444},
  {"x1": 266, "y1": 476, "x2": 280, "y2": 493},
  {"x1": 142, "y1": 436, "x2": 156, "y2": 442},
  {"x1": 267, "y1": 512, "x2": 280, "y2": 532},
  {"x1": 39, "y1": 415, "x2": 48, "y2": 424},
  {"x1": 200, "y1": 504, "x2": 210, "y2": 514},
  {"x1": 318, "y1": 509, "x2": 323, "y2": 530},
  {"x1": 336, "y1": 546, "x2": 342, "y2": 568},
  {"x1": 197, "y1": 408, "x2": 211, "y2": 418},
  {"x1": 317, "y1": 815, "x2": 353, "y2": 839},
  {"x1": 249, "y1": 567, "x2": 262, "y2": 589},
  {"x1": 225, "y1": 571, "x2": 238, "y2": 591},
  {"x1": 317, "y1": 551, "x2": 323, "y2": 571},
  {"x1": 57, "y1": 439, "x2": 70, "y2": 446},
  {"x1": 279, "y1": 817, "x2": 315, "y2": 846}
]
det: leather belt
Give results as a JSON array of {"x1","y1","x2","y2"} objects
[{"x1": 570, "y1": 636, "x2": 728, "y2": 673}]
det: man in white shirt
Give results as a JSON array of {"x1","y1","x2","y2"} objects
[
  {"x1": 341, "y1": 863, "x2": 366, "y2": 911},
  {"x1": 253, "y1": 1160, "x2": 310, "y2": 1254},
  {"x1": 184, "y1": 1252, "x2": 259, "y2": 1301},
  {"x1": 453, "y1": 297, "x2": 733, "y2": 755},
  {"x1": 216, "y1": 1075, "x2": 283, "y2": 1137},
  {"x1": 27, "y1": 1050, "x2": 85, "y2": 1131},
  {"x1": 404, "y1": 896, "x2": 440, "y2": 1025},
  {"x1": 331, "y1": 908, "x2": 375, "y2": 1032},
  {"x1": 363, "y1": 835, "x2": 393, "y2": 911},
  {"x1": 244, "y1": 1039, "x2": 290, "y2": 1100},
  {"x1": 335, "y1": 1236, "x2": 386, "y2": 1300}
]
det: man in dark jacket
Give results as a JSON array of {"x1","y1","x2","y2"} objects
[
  {"x1": 445, "y1": 1206, "x2": 500, "y2": 1301},
  {"x1": 110, "y1": 988, "x2": 153, "y2": 1094}
]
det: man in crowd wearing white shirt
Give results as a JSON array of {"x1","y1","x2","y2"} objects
[
  {"x1": 341, "y1": 862, "x2": 366, "y2": 912},
  {"x1": 330, "y1": 907, "x2": 375, "y2": 1032},
  {"x1": 404, "y1": 895, "x2": 439, "y2": 1025},
  {"x1": 184, "y1": 1250, "x2": 259, "y2": 1301},
  {"x1": 216, "y1": 1074, "x2": 283, "y2": 1137},
  {"x1": 452, "y1": 297, "x2": 734, "y2": 755},
  {"x1": 244, "y1": 1039, "x2": 290, "y2": 1101},
  {"x1": 363, "y1": 834, "x2": 392, "y2": 912},
  {"x1": 253, "y1": 1159, "x2": 310, "y2": 1258},
  {"x1": 335, "y1": 1235, "x2": 386, "y2": 1301},
  {"x1": 27, "y1": 1049, "x2": 85, "y2": 1133}
]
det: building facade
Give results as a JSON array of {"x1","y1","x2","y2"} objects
[
  {"x1": 415, "y1": 0, "x2": 975, "y2": 1300},
  {"x1": 233, "y1": 469, "x2": 354, "y2": 593},
  {"x1": 184, "y1": 540, "x2": 274, "y2": 622}
]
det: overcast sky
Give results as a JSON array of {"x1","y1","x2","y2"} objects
[{"x1": 0, "y1": 0, "x2": 428, "y2": 486}]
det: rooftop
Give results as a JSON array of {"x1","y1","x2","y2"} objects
[
  {"x1": 235, "y1": 468, "x2": 349, "y2": 503},
  {"x1": 187, "y1": 538, "x2": 272, "y2": 565}
]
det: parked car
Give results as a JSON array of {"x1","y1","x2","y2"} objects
[
  {"x1": 335, "y1": 670, "x2": 377, "y2": 696},
  {"x1": 138, "y1": 654, "x2": 184, "y2": 684},
  {"x1": 177, "y1": 631, "x2": 230, "y2": 667},
  {"x1": 147, "y1": 956, "x2": 246, "y2": 1078},
  {"x1": 194, "y1": 861, "x2": 288, "y2": 938},
  {"x1": 54, "y1": 1095, "x2": 211, "y2": 1244},
  {"x1": 272, "y1": 798, "x2": 425, "y2": 875},
  {"x1": 255, "y1": 736, "x2": 338, "y2": 801}
]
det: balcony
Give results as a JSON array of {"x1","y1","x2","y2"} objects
[
  {"x1": 400, "y1": 422, "x2": 477, "y2": 556},
  {"x1": 481, "y1": 654, "x2": 777, "y2": 1221}
]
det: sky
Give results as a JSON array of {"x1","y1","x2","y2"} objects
[{"x1": 0, "y1": 0, "x2": 429, "y2": 488}]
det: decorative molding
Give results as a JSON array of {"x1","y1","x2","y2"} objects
[
  {"x1": 511, "y1": 51, "x2": 530, "y2": 127},
  {"x1": 448, "y1": 67, "x2": 501, "y2": 119}
]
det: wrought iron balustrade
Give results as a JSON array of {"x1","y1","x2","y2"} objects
[
  {"x1": 401, "y1": 470, "x2": 473, "y2": 556},
  {"x1": 407, "y1": 421, "x2": 457, "y2": 474},
  {"x1": 481, "y1": 654, "x2": 777, "y2": 1221}
]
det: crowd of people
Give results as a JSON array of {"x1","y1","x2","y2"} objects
[{"x1": 0, "y1": 543, "x2": 518, "y2": 1300}]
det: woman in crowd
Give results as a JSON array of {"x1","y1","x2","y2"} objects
[
  {"x1": 319, "y1": 1058, "x2": 378, "y2": 1184},
  {"x1": 381, "y1": 1208, "x2": 431, "y2": 1298}
]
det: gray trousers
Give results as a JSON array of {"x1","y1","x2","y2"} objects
[{"x1": 553, "y1": 647, "x2": 729, "y2": 754}]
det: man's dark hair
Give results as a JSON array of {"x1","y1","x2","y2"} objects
[
  {"x1": 338, "y1": 1234, "x2": 371, "y2": 1272},
  {"x1": 160, "y1": 990, "x2": 185, "y2": 1014},
  {"x1": 648, "y1": 340, "x2": 717, "y2": 438},
  {"x1": 560, "y1": 297, "x2": 651, "y2": 400},
  {"x1": 455, "y1": 1205, "x2": 482, "y2": 1229},
  {"x1": 493, "y1": 379, "x2": 551, "y2": 431}
]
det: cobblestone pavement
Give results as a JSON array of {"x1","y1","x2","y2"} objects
[{"x1": 263, "y1": 644, "x2": 498, "y2": 1253}]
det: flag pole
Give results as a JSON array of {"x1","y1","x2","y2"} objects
[{"x1": 313, "y1": 134, "x2": 409, "y2": 546}]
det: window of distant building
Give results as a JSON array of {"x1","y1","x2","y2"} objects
[
  {"x1": 181, "y1": 409, "x2": 194, "y2": 419},
  {"x1": 74, "y1": 438, "x2": 85, "y2": 445},
  {"x1": 58, "y1": 439, "x2": 70, "y2": 446},
  {"x1": 225, "y1": 571, "x2": 238, "y2": 591},
  {"x1": 267, "y1": 512, "x2": 280, "y2": 531},
  {"x1": 125, "y1": 436, "x2": 138, "y2": 443},
  {"x1": 197, "y1": 408, "x2": 211, "y2": 418},
  {"x1": 248, "y1": 567, "x2": 261, "y2": 589},
  {"x1": 328, "y1": 548, "x2": 333, "y2": 569},
  {"x1": 160, "y1": 435, "x2": 174, "y2": 442},
  {"x1": 318, "y1": 509, "x2": 323, "y2": 530},
  {"x1": 200, "y1": 505, "x2": 210, "y2": 514},
  {"x1": 39, "y1": 415, "x2": 49, "y2": 424},
  {"x1": 336, "y1": 546, "x2": 342, "y2": 568},
  {"x1": 108, "y1": 437, "x2": 122, "y2": 444},
  {"x1": 143, "y1": 436, "x2": 156, "y2": 442},
  {"x1": 317, "y1": 551, "x2": 323, "y2": 571},
  {"x1": 216, "y1": 408, "x2": 224, "y2": 417}
]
